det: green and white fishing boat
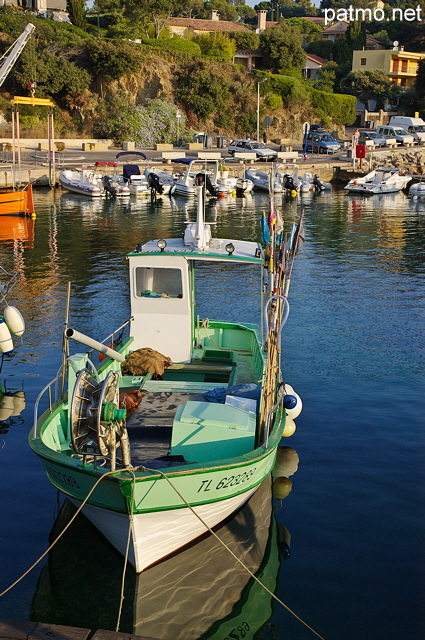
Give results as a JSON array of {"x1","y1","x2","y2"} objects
[{"x1": 30, "y1": 177, "x2": 303, "y2": 572}]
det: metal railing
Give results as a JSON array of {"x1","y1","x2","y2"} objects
[{"x1": 33, "y1": 372, "x2": 63, "y2": 439}]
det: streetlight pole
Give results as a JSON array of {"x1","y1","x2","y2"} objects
[{"x1": 257, "y1": 78, "x2": 266, "y2": 142}]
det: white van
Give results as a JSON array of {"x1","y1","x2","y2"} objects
[
  {"x1": 388, "y1": 117, "x2": 425, "y2": 144},
  {"x1": 376, "y1": 125, "x2": 415, "y2": 146}
]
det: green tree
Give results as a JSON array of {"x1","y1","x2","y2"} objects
[
  {"x1": 229, "y1": 31, "x2": 260, "y2": 51},
  {"x1": 121, "y1": 0, "x2": 182, "y2": 38},
  {"x1": 311, "y1": 61, "x2": 337, "y2": 93},
  {"x1": 93, "y1": 0, "x2": 121, "y2": 11},
  {"x1": 85, "y1": 39, "x2": 136, "y2": 80},
  {"x1": 67, "y1": 0, "x2": 87, "y2": 30},
  {"x1": 277, "y1": 0, "x2": 317, "y2": 18},
  {"x1": 236, "y1": 5, "x2": 257, "y2": 22},
  {"x1": 340, "y1": 69, "x2": 393, "y2": 108},
  {"x1": 259, "y1": 22, "x2": 306, "y2": 74},
  {"x1": 346, "y1": 20, "x2": 366, "y2": 51},
  {"x1": 193, "y1": 32, "x2": 236, "y2": 58},
  {"x1": 285, "y1": 17, "x2": 322, "y2": 43},
  {"x1": 199, "y1": 0, "x2": 238, "y2": 21},
  {"x1": 180, "y1": 0, "x2": 204, "y2": 17},
  {"x1": 176, "y1": 60, "x2": 232, "y2": 122}
]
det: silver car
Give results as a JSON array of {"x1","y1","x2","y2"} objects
[{"x1": 228, "y1": 139, "x2": 278, "y2": 161}]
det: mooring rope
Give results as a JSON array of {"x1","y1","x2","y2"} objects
[
  {"x1": 0, "y1": 465, "x2": 325, "y2": 640},
  {"x1": 140, "y1": 465, "x2": 326, "y2": 640},
  {"x1": 0, "y1": 468, "x2": 122, "y2": 598},
  {"x1": 115, "y1": 468, "x2": 135, "y2": 632}
]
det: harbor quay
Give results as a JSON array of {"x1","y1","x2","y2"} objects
[{"x1": 0, "y1": 138, "x2": 357, "y2": 189}]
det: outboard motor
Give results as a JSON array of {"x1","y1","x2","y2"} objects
[
  {"x1": 284, "y1": 175, "x2": 296, "y2": 192},
  {"x1": 102, "y1": 175, "x2": 117, "y2": 197},
  {"x1": 313, "y1": 174, "x2": 324, "y2": 190},
  {"x1": 196, "y1": 172, "x2": 218, "y2": 197},
  {"x1": 147, "y1": 172, "x2": 164, "y2": 197}
]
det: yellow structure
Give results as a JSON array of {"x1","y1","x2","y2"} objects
[{"x1": 352, "y1": 49, "x2": 425, "y2": 88}]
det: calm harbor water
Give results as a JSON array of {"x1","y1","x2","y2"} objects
[{"x1": 0, "y1": 186, "x2": 423, "y2": 639}]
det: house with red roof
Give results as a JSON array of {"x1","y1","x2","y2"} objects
[
  {"x1": 303, "y1": 53, "x2": 328, "y2": 79},
  {"x1": 167, "y1": 10, "x2": 250, "y2": 37}
]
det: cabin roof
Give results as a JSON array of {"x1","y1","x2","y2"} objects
[{"x1": 128, "y1": 237, "x2": 263, "y2": 264}]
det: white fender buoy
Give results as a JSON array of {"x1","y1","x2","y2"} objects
[
  {"x1": 273, "y1": 476, "x2": 292, "y2": 499},
  {"x1": 284, "y1": 384, "x2": 302, "y2": 419},
  {"x1": 273, "y1": 446, "x2": 299, "y2": 478},
  {"x1": 0, "y1": 393, "x2": 14, "y2": 421},
  {"x1": 282, "y1": 416, "x2": 296, "y2": 437},
  {"x1": 12, "y1": 390, "x2": 26, "y2": 415},
  {"x1": 0, "y1": 319, "x2": 14, "y2": 354},
  {"x1": 4, "y1": 305, "x2": 25, "y2": 337}
]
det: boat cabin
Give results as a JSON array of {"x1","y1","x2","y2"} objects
[{"x1": 128, "y1": 223, "x2": 263, "y2": 363}]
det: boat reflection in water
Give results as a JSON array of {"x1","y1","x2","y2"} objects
[
  {"x1": 31, "y1": 449, "x2": 298, "y2": 639},
  {"x1": 0, "y1": 215, "x2": 34, "y2": 245}
]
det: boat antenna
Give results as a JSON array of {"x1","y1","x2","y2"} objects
[{"x1": 61, "y1": 282, "x2": 71, "y2": 395}]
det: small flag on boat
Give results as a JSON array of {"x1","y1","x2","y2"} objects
[
  {"x1": 291, "y1": 217, "x2": 305, "y2": 256},
  {"x1": 261, "y1": 213, "x2": 271, "y2": 246}
]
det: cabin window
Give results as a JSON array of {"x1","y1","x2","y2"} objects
[
  {"x1": 361, "y1": 58, "x2": 366, "y2": 65},
  {"x1": 135, "y1": 267, "x2": 183, "y2": 298}
]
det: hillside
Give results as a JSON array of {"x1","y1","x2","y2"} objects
[{"x1": 0, "y1": 12, "x2": 357, "y2": 143}]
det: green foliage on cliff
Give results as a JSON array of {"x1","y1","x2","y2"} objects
[
  {"x1": 176, "y1": 60, "x2": 233, "y2": 124},
  {"x1": 0, "y1": 11, "x2": 357, "y2": 134},
  {"x1": 270, "y1": 74, "x2": 356, "y2": 125}
]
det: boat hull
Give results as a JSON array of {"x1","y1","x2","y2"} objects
[
  {"x1": 0, "y1": 184, "x2": 35, "y2": 216},
  {"x1": 31, "y1": 408, "x2": 283, "y2": 572},
  {"x1": 344, "y1": 185, "x2": 404, "y2": 194},
  {"x1": 71, "y1": 485, "x2": 257, "y2": 572},
  {"x1": 59, "y1": 174, "x2": 103, "y2": 197}
]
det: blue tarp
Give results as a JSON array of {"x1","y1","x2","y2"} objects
[{"x1": 203, "y1": 383, "x2": 261, "y2": 404}]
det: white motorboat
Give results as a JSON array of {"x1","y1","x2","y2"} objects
[
  {"x1": 299, "y1": 172, "x2": 331, "y2": 192},
  {"x1": 59, "y1": 164, "x2": 130, "y2": 198},
  {"x1": 217, "y1": 175, "x2": 253, "y2": 196},
  {"x1": 245, "y1": 164, "x2": 302, "y2": 193},
  {"x1": 344, "y1": 168, "x2": 411, "y2": 194},
  {"x1": 59, "y1": 168, "x2": 104, "y2": 197},
  {"x1": 169, "y1": 159, "x2": 227, "y2": 197},
  {"x1": 408, "y1": 173, "x2": 425, "y2": 198}
]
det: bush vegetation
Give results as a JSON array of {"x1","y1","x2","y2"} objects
[{"x1": 0, "y1": 8, "x2": 362, "y2": 138}]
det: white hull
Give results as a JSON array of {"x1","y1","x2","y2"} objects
[
  {"x1": 129, "y1": 184, "x2": 150, "y2": 196},
  {"x1": 245, "y1": 165, "x2": 301, "y2": 193},
  {"x1": 71, "y1": 486, "x2": 257, "y2": 572},
  {"x1": 344, "y1": 169, "x2": 410, "y2": 195},
  {"x1": 60, "y1": 172, "x2": 103, "y2": 197},
  {"x1": 345, "y1": 184, "x2": 405, "y2": 194},
  {"x1": 171, "y1": 183, "x2": 196, "y2": 197},
  {"x1": 409, "y1": 183, "x2": 425, "y2": 198}
]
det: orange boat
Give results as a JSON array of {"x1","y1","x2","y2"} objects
[{"x1": 0, "y1": 184, "x2": 35, "y2": 217}]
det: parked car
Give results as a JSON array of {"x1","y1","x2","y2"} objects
[
  {"x1": 358, "y1": 130, "x2": 387, "y2": 148},
  {"x1": 376, "y1": 125, "x2": 415, "y2": 146},
  {"x1": 228, "y1": 139, "x2": 278, "y2": 161},
  {"x1": 305, "y1": 132, "x2": 341, "y2": 154}
]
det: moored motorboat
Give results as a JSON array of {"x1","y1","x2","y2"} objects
[
  {"x1": 30, "y1": 179, "x2": 304, "y2": 573},
  {"x1": 59, "y1": 168, "x2": 103, "y2": 197},
  {"x1": 299, "y1": 172, "x2": 331, "y2": 192},
  {"x1": 408, "y1": 173, "x2": 425, "y2": 198},
  {"x1": 245, "y1": 164, "x2": 301, "y2": 194},
  {"x1": 344, "y1": 168, "x2": 411, "y2": 194}
]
